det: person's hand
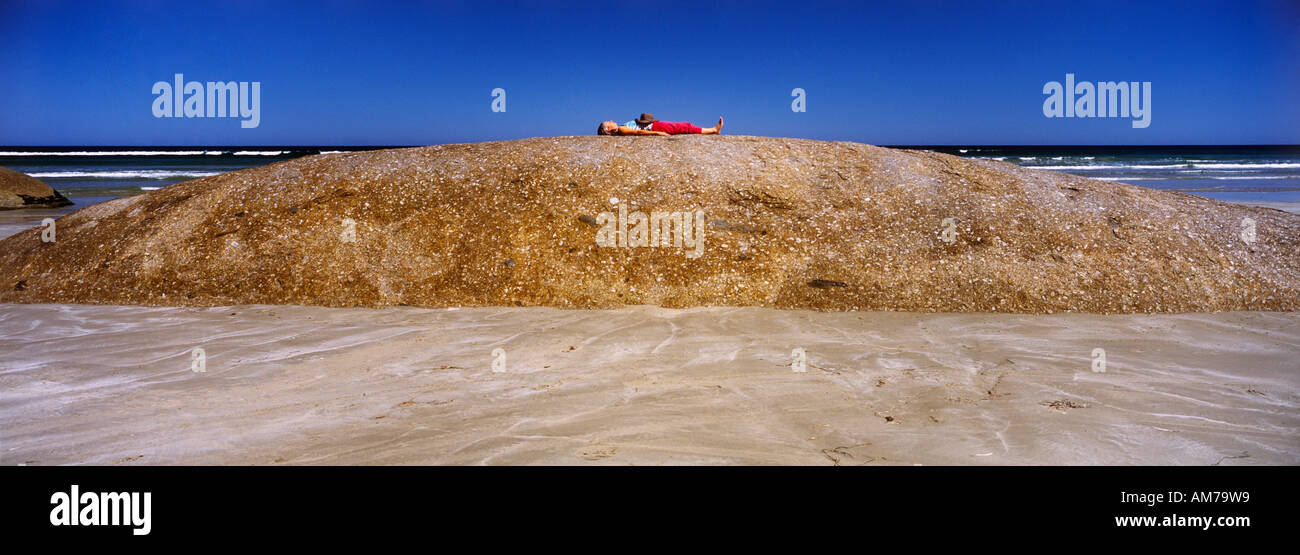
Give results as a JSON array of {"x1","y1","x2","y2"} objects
[{"x1": 654, "y1": 131, "x2": 670, "y2": 136}]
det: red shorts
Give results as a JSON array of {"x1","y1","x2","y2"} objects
[{"x1": 651, "y1": 121, "x2": 702, "y2": 135}]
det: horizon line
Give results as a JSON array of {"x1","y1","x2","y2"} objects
[{"x1": 2, "y1": 143, "x2": 1299, "y2": 150}]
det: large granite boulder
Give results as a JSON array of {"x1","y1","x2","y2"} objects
[{"x1": 0, "y1": 136, "x2": 1296, "y2": 312}]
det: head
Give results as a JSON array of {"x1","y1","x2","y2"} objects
[{"x1": 597, "y1": 120, "x2": 617, "y2": 135}]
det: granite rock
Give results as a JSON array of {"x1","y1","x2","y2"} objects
[{"x1": 0, "y1": 136, "x2": 1295, "y2": 312}]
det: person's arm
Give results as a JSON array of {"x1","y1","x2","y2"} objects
[{"x1": 617, "y1": 125, "x2": 669, "y2": 136}]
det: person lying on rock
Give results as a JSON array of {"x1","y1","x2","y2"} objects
[{"x1": 597, "y1": 113, "x2": 723, "y2": 136}]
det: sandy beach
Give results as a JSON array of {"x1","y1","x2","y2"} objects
[{"x1": 1, "y1": 303, "x2": 1294, "y2": 465}]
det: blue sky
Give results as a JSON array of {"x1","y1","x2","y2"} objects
[{"x1": 1, "y1": 0, "x2": 1297, "y2": 146}]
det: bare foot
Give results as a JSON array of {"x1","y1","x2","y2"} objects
[{"x1": 702, "y1": 117, "x2": 724, "y2": 135}]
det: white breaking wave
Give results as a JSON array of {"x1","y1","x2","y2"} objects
[
  {"x1": 232, "y1": 150, "x2": 286, "y2": 156},
  {"x1": 27, "y1": 170, "x2": 223, "y2": 179},
  {"x1": 1096, "y1": 175, "x2": 1297, "y2": 181},
  {"x1": 1179, "y1": 162, "x2": 1300, "y2": 170},
  {"x1": 1025, "y1": 162, "x2": 1300, "y2": 171}
]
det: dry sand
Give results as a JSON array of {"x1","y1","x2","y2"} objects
[{"x1": 1, "y1": 303, "x2": 1295, "y2": 465}]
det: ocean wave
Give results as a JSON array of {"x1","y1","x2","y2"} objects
[
  {"x1": 27, "y1": 170, "x2": 223, "y2": 179},
  {"x1": 1181, "y1": 162, "x2": 1300, "y2": 170},
  {"x1": 1096, "y1": 175, "x2": 1297, "y2": 181},
  {"x1": 1025, "y1": 162, "x2": 1300, "y2": 170}
]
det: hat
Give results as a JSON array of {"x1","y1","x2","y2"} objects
[{"x1": 635, "y1": 113, "x2": 657, "y2": 126}]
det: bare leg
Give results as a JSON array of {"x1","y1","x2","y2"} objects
[{"x1": 701, "y1": 116, "x2": 724, "y2": 135}]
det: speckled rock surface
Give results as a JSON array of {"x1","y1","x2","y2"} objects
[
  {"x1": 0, "y1": 166, "x2": 71, "y2": 210},
  {"x1": 0, "y1": 136, "x2": 1296, "y2": 312}
]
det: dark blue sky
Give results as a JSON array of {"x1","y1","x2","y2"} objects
[{"x1": 1, "y1": 0, "x2": 1297, "y2": 146}]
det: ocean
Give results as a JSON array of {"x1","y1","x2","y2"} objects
[
  {"x1": 0, "y1": 149, "x2": 337, "y2": 210},
  {"x1": 934, "y1": 145, "x2": 1300, "y2": 204},
  {"x1": 2, "y1": 145, "x2": 1298, "y2": 214}
]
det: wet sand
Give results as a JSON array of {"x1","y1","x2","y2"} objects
[
  {"x1": 1240, "y1": 201, "x2": 1300, "y2": 215},
  {"x1": 1, "y1": 303, "x2": 1295, "y2": 465},
  {"x1": 0, "y1": 204, "x2": 78, "y2": 240}
]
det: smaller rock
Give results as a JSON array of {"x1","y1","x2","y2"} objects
[{"x1": 0, "y1": 166, "x2": 72, "y2": 210}]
